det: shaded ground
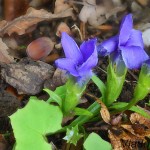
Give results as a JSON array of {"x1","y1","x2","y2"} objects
[{"x1": 0, "y1": 0, "x2": 150, "y2": 149}]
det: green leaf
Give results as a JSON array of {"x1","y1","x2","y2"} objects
[
  {"x1": 132, "y1": 63, "x2": 150, "y2": 102},
  {"x1": 84, "y1": 132, "x2": 112, "y2": 150},
  {"x1": 63, "y1": 77, "x2": 85, "y2": 114},
  {"x1": 74, "y1": 107, "x2": 93, "y2": 116},
  {"x1": 104, "y1": 62, "x2": 127, "y2": 106},
  {"x1": 54, "y1": 85, "x2": 66, "y2": 100},
  {"x1": 92, "y1": 75, "x2": 106, "y2": 97},
  {"x1": 44, "y1": 88, "x2": 62, "y2": 107},
  {"x1": 110, "y1": 102, "x2": 150, "y2": 119},
  {"x1": 63, "y1": 125, "x2": 83, "y2": 146},
  {"x1": 10, "y1": 97, "x2": 63, "y2": 150}
]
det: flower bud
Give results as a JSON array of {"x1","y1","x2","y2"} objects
[{"x1": 133, "y1": 59, "x2": 150, "y2": 100}]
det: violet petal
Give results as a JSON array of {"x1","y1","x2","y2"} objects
[
  {"x1": 125, "y1": 29, "x2": 144, "y2": 48},
  {"x1": 55, "y1": 58, "x2": 79, "y2": 76},
  {"x1": 78, "y1": 45, "x2": 98, "y2": 76},
  {"x1": 80, "y1": 38, "x2": 97, "y2": 62},
  {"x1": 97, "y1": 35, "x2": 118, "y2": 56},
  {"x1": 61, "y1": 32, "x2": 83, "y2": 64},
  {"x1": 120, "y1": 46, "x2": 149, "y2": 69},
  {"x1": 119, "y1": 14, "x2": 133, "y2": 46}
]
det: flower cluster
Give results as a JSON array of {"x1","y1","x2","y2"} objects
[
  {"x1": 55, "y1": 32, "x2": 98, "y2": 82},
  {"x1": 97, "y1": 14, "x2": 149, "y2": 69}
]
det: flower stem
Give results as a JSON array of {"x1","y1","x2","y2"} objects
[{"x1": 111, "y1": 98, "x2": 138, "y2": 114}]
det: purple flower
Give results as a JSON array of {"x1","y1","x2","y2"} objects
[
  {"x1": 98, "y1": 14, "x2": 149, "y2": 69},
  {"x1": 55, "y1": 32, "x2": 98, "y2": 80}
]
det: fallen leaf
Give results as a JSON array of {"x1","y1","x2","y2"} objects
[
  {"x1": 108, "y1": 130, "x2": 123, "y2": 150},
  {"x1": 99, "y1": 100, "x2": 110, "y2": 124},
  {"x1": 130, "y1": 112, "x2": 150, "y2": 128},
  {"x1": 0, "y1": 38, "x2": 14, "y2": 64},
  {"x1": 136, "y1": 0, "x2": 148, "y2": 6},
  {"x1": 85, "y1": 93, "x2": 110, "y2": 124},
  {"x1": 54, "y1": 0, "x2": 71, "y2": 14},
  {"x1": 109, "y1": 128, "x2": 147, "y2": 150},
  {"x1": 0, "y1": 7, "x2": 74, "y2": 36},
  {"x1": 56, "y1": 22, "x2": 71, "y2": 37},
  {"x1": 108, "y1": 112, "x2": 150, "y2": 150}
]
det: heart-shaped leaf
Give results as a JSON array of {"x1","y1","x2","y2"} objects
[{"x1": 10, "y1": 97, "x2": 63, "y2": 150}]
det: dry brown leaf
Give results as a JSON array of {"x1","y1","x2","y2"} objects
[
  {"x1": 121, "y1": 124, "x2": 145, "y2": 137},
  {"x1": 0, "y1": 7, "x2": 73, "y2": 36},
  {"x1": 85, "y1": 93, "x2": 110, "y2": 124},
  {"x1": 56, "y1": 22, "x2": 71, "y2": 37},
  {"x1": 99, "y1": 100, "x2": 111, "y2": 124},
  {"x1": 109, "y1": 128, "x2": 147, "y2": 150},
  {"x1": 108, "y1": 130, "x2": 123, "y2": 150},
  {"x1": 130, "y1": 113, "x2": 150, "y2": 128},
  {"x1": 0, "y1": 38, "x2": 14, "y2": 64},
  {"x1": 54, "y1": 0, "x2": 71, "y2": 14},
  {"x1": 136, "y1": 0, "x2": 148, "y2": 6}
]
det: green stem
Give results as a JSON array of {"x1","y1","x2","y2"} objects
[
  {"x1": 111, "y1": 98, "x2": 138, "y2": 114},
  {"x1": 58, "y1": 101, "x2": 100, "y2": 132}
]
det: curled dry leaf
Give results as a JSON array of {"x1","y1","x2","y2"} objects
[
  {"x1": 0, "y1": 38, "x2": 14, "y2": 64},
  {"x1": 130, "y1": 112, "x2": 150, "y2": 128},
  {"x1": 56, "y1": 22, "x2": 71, "y2": 37},
  {"x1": 108, "y1": 130, "x2": 123, "y2": 150},
  {"x1": 109, "y1": 128, "x2": 147, "y2": 150},
  {"x1": 99, "y1": 100, "x2": 110, "y2": 124},
  {"x1": 54, "y1": 0, "x2": 71, "y2": 14},
  {"x1": 108, "y1": 112, "x2": 150, "y2": 150},
  {"x1": 85, "y1": 93, "x2": 110, "y2": 124},
  {"x1": 1, "y1": 58, "x2": 54, "y2": 95},
  {"x1": 0, "y1": 7, "x2": 74, "y2": 37}
]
